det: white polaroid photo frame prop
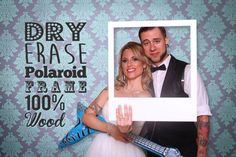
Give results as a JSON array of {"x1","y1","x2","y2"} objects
[{"x1": 108, "y1": 20, "x2": 197, "y2": 122}]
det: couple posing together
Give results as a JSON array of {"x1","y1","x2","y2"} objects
[{"x1": 82, "y1": 27, "x2": 211, "y2": 157}]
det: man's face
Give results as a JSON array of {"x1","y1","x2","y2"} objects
[{"x1": 140, "y1": 28, "x2": 169, "y2": 66}]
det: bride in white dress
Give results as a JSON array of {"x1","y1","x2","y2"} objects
[{"x1": 82, "y1": 42, "x2": 152, "y2": 157}]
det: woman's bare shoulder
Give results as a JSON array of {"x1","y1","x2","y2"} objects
[{"x1": 93, "y1": 87, "x2": 108, "y2": 107}]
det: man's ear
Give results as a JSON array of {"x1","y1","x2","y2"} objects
[{"x1": 165, "y1": 37, "x2": 169, "y2": 45}]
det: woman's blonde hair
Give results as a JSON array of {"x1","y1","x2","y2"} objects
[{"x1": 115, "y1": 41, "x2": 152, "y2": 92}]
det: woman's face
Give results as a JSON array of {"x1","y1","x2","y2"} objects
[{"x1": 121, "y1": 48, "x2": 146, "y2": 80}]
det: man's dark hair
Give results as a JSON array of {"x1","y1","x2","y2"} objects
[{"x1": 138, "y1": 27, "x2": 167, "y2": 40}]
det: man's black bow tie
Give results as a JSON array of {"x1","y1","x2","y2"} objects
[{"x1": 151, "y1": 64, "x2": 166, "y2": 73}]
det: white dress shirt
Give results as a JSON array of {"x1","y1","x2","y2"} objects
[{"x1": 152, "y1": 55, "x2": 212, "y2": 116}]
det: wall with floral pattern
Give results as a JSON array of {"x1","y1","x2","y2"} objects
[{"x1": 0, "y1": 0, "x2": 235, "y2": 156}]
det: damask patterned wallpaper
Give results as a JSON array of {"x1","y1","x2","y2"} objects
[{"x1": 0, "y1": 0, "x2": 235, "y2": 157}]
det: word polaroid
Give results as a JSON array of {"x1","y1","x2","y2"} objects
[{"x1": 108, "y1": 20, "x2": 197, "y2": 122}]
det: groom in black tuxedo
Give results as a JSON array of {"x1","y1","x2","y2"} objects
[{"x1": 139, "y1": 27, "x2": 211, "y2": 157}]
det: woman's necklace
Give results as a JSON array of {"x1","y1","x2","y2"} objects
[{"x1": 123, "y1": 88, "x2": 144, "y2": 97}]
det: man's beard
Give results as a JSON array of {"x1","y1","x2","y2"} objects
[
  {"x1": 152, "y1": 50, "x2": 168, "y2": 65},
  {"x1": 159, "y1": 50, "x2": 168, "y2": 63}
]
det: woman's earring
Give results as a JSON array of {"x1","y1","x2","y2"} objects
[
  {"x1": 143, "y1": 65, "x2": 146, "y2": 73},
  {"x1": 123, "y1": 75, "x2": 126, "y2": 82}
]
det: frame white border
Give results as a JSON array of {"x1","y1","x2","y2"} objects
[{"x1": 108, "y1": 20, "x2": 197, "y2": 121}]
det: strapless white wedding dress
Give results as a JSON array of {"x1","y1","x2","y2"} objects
[{"x1": 84, "y1": 101, "x2": 145, "y2": 157}]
